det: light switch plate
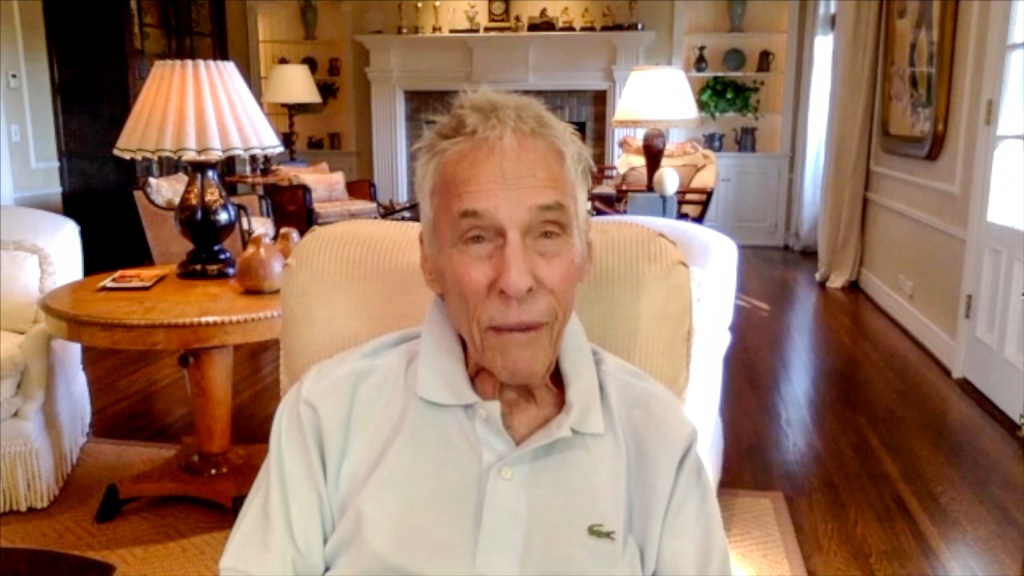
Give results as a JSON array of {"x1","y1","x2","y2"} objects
[{"x1": 7, "y1": 71, "x2": 19, "y2": 89}]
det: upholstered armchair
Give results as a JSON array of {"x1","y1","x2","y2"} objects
[
  {"x1": 0, "y1": 206, "x2": 91, "y2": 512},
  {"x1": 591, "y1": 139, "x2": 718, "y2": 222},
  {"x1": 263, "y1": 178, "x2": 379, "y2": 236},
  {"x1": 275, "y1": 216, "x2": 737, "y2": 486},
  {"x1": 133, "y1": 173, "x2": 275, "y2": 265}
]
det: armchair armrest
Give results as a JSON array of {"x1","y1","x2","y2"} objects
[
  {"x1": 263, "y1": 184, "x2": 315, "y2": 236},
  {"x1": 345, "y1": 179, "x2": 377, "y2": 204}
]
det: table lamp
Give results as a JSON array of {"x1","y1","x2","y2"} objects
[
  {"x1": 113, "y1": 60, "x2": 283, "y2": 279},
  {"x1": 612, "y1": 66, "x2": 701, "y2": 191},
  {"x1": 261, "y1": 63, "x2": 323, "y2": 162}
]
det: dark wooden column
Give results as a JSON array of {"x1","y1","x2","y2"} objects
[{"x1": 43, "y1": 0, "x2": 227, "y2": 275}]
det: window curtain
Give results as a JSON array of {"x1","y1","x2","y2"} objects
[
  {"x1": 815, "y1": 0, "x2": 883, "y2": 288},
  {"x1": 792, "y1": 0, "x2": 837, "y2": 251}
]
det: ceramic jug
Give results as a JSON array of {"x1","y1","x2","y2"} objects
[
  {"x1": 733, "y1": 126, "x2": 758, "y2": 153},
  {"x1": 693, "y1": 45, "x2": 709, "y2": 73},
  {"x1": 275, "y1": 227, "x2": 301, "y2": 260},
  {"x1": 702, "y1": 132, "x2": 725, "y2": 152},
  {"x1": 756, "y1": 50, "x2": 776, "y2": 72},
  {"x1": 236, "y1": 234, "x2": 286, "y2": 293}
]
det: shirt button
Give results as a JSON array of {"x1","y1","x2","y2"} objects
[
  {"x1": 476, "y1": 407, "x2": 488, "y2": 420},
  {"x1": 499, "y1": 466, "x2": 514, "y2": 480}
]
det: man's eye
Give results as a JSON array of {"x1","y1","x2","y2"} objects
[
  {"x1": 465, "y1": 233, "x2": 488, "y2": 244},
  {"x1": 538, "y1": 229, "x2": 562, "y2": 240}
]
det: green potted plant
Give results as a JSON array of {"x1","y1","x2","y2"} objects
[{"x1": 697, "y1": 76, "x2": 764, "y2": 119}]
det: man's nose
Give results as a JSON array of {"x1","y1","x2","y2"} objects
[{"x1": 496, "y1": 238, "x2": 535, "y2": 299}]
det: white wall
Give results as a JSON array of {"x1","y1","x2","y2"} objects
[
  {"x1": 1, "y1": 85, "x2": 13, "y2": 205},
  {"x1": 0, "y1": 1, "x2": 62, "y2": 212},
  {"x1": 860, "y1": 1, "x2": 989, "y2": 367}
]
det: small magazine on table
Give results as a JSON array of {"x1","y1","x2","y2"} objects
[{"x1": 98, "y1": 269, "x2": 167, "y2": 290}]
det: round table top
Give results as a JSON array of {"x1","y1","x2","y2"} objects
[{"x1": 41, "y1": 265, "x2": 281, "y2": 351}]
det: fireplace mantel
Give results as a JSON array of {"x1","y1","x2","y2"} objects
[{"x1": 356, "y1": 32, "x2": 654, "y2": 203}]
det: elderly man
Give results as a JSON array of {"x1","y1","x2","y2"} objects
[{"x1": 220, "y1": 90, "x2": 731, "y2": 575}]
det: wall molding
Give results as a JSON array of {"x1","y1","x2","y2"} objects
[
  {"x1": 859, "y1": 267, "x2": 956, "y2": 370},
  {"x1": 11, "y1": 2, "x2": 59, "y2": 171},
  {"x1": 865, "y1": 192, "x2": 967, "y2": 240},
  {"x1": 867, "y1": 0, "x2": 979, "y2": 196}
]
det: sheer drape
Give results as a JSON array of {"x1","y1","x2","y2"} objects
[
  {"x1": 816, "y1": 0, "x2": 883, "y2": 288},
  {"x1": 792, "y1": 0, "x2": 836, "y2": 251}
]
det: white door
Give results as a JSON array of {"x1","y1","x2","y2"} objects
[{"x1": 962, "y1": 0, "x2": 1024, "y2": 422}]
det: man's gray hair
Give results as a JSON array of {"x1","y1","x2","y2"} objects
[{"x1": 412, "y1": 89, "x2": 594, "y2": 254}]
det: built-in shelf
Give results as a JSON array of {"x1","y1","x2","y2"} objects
[
  {"x1": 685, "y1": 31, "x2": 787, "y2": 41},
  {"x1": 687, "y1": 71, "x2": 777, "y2": 78},
  {"x1": 258, "y1": 39, "x2": 343, "y2": 45}
]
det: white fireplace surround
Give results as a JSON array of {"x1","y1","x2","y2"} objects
[{"x1": 356, "y1": 32, "x2": 654, "y2": 203}]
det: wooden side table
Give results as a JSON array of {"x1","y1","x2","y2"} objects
[{"x1": 40, "y1": 265, "x2": 281, "y2": 522}]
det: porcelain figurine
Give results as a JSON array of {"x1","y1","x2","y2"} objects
[{"x1": 465, "y1": 2, "x2": 479, "y2": 30}]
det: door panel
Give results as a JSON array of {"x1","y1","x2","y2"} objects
[{"x1": 963, "y1": 0, "x2": 1024, "y2": 421}]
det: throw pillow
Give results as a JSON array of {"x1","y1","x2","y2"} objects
[
  {"x1": 145, "y1": 173, "x2": 189, "y2": 208},
  {"x1": 618, "y1": 135, "x2": 703, "y2": 158},
  {"x1": 0, "y1": 242, "x2": 49, "y2": 333},
  {"x1": 290, "y1": 171, "x2": 348, "y2": 203},
  {"x1": 621, "y1": 165, "x2": 699, "y2": 191},
  {"x1": 272, "y1": 161, "x2": 331, "y2": 177}
]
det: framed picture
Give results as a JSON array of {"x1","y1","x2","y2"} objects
[{"x1": 878, "y1": 0, "x2": 958, "y2": 159}]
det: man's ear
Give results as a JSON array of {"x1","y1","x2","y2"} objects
[
  {"x1": 580, "y1": 237, "x2": 594, "y2": 280},
  {"x1": 419, "y1": 231, "x2": 443, "y2": 295}
]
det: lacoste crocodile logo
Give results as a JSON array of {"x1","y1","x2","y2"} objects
[{"x1": 587, "y1": 523, "x2": 616, "y2": 541}]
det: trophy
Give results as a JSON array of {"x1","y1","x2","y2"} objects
[
  {"x1": 624, "y1": 0, "x2": 644, "y2": 30},
  {"x1": 432, "y1": 1, "x2": 443, "y2": 33},
  {"x1": 415, "y1": 2, "x2": 424, "y2": 34},
  {"x1": 397, "y1": 2, "x2": 409, "y2": 35}
]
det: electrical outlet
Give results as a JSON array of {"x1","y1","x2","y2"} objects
[
  {"x1": 9, "y1": 124, "x2": 20, "y2": 142},
  {"x1": 897, "y1": 274, "x2": 914, "y2": 299}
]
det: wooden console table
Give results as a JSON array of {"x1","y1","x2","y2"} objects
[{"x1": 40, "y1": 265, "x2": 281, "y2": 522}]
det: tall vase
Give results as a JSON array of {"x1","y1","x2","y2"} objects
[
  {"x1": 728, "y1": 0, "x2": 746, "y2": 32},
  {"x1": 300, "y1": 0, "x2": 318, "y2": 41}
]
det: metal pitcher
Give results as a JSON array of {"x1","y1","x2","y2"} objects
[
  {"x1": 733, "y1": 126, "x2": 758, "y2": 153},
  {"x1": 702, "y1": 132, "x2": 725, "y2": 152}
]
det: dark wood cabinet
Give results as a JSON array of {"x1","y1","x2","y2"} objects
[{"x1": 44, "y1": 0, "x2": 226, "y2": 274}]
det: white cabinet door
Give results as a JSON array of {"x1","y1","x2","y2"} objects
[{"x1": 713, "y1": 154, "x2": 788, "y2": 246}]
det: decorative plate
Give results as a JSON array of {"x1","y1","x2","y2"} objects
[
  {"x1": 301, "y1": 56, "x2": 318, "y2": 75},
  {"x1": 722, "y1": 48, "x2": 746, "y2": 72}
]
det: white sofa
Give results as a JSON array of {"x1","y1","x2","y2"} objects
[
  {"x1": 0, "y1": 205, "x2": 91, "y2": 512},
  {"x1": 277, "y1": 216, "x2": 737, "y2": 486}
]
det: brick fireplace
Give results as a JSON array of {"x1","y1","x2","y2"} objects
[{"x1": 356, "y1": 32, "x2": 654, "y2": 203}]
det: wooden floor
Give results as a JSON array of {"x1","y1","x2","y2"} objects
[{"x1": 83, "y1": 248, "x2": 1023, "y2": 575}]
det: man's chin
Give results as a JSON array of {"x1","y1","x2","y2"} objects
[{"x1": 483, "y1": 354, "x2": 556, "y2": 388}]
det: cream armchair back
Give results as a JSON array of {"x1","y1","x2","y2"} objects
[
  {"x1": 0, "y1": 206, "x2": 91, "y2": 512},
  {"x1": 278, "y1": 217, "x2": 737, "y2": 486}
]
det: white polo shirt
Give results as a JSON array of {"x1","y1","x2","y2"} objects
[{"x1": 220, "y1": 299, "x2": 731, "y2": 575}]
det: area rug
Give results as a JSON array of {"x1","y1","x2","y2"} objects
[{"x1": 1, "y1": 439, "x2": 806, "y2": 575}]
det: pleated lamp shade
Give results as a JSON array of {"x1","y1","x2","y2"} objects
[
  {"x1": 612, "y1": 66, "x2": 701, "y2": 129},
  {"x1": 113, "y1": 60, "x2": 283, "y2": 161}
]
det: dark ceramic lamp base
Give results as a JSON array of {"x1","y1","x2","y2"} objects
[
  {"x1": 176, "y1": 160, "x2": 238, "y2": 279},
  {"x1": 642, "y1": 128, "x2": 667, "y2": 191}
]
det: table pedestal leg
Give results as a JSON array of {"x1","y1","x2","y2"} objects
[{"x1": 95, "y1": 346, "x2": 267, "y2": 523}]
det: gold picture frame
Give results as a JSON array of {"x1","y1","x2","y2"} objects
[{"x1": 879, "y1": 0, "x2": 958, "y2": 159}]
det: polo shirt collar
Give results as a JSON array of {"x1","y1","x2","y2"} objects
[{"x1": 417, "y1": 297, "x2": 605, "y2": 435}]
